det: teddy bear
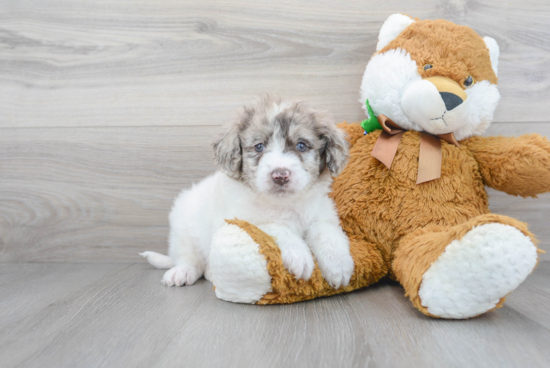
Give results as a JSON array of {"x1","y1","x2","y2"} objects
[{"x1": 207, "y1": 14, "x2": 550, "y2": 319}]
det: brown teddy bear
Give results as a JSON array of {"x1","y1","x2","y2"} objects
[{"x1": 208, "y1": 14, "x2": 550, "y2": 319}]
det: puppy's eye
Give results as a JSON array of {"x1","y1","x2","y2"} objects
[
  {"x1": 464, "y1": 75, "x2": 474, "y2": 87},
  {"x1": 423, "y1": 64, "x2": 433, "y2": 71},
  {"x1": 254, "y1": 143, "x2": 264, "y2": 153},
  {"x1": 296, "y1": 142, "x2": 307, "y2": 152}
]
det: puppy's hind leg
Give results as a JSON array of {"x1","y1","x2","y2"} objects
[{"x1": 162, "y1": 227, "x2": 205, "y2": 287}]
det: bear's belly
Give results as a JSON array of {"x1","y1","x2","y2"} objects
[{"x1": 331, "y1": 131, "x2": 489, "y2": 257}]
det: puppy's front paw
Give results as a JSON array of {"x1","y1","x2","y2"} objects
[
  {"x1": 162, "y1": 265, "x2": 200, "y2": 287},
  {"x1": 281, "y1": 247, "x2": 315, "y2": 281},
  {"x1": 317, "y1": 249, "x2": 354, "y2": 289}
]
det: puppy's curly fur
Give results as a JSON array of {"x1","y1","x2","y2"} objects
[{"x1": 141, "y1": 95, "x2": 354, "y2": 289}]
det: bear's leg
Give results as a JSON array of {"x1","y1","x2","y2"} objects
[
  {"x1": 208, "y1": 220, "x2": 273, "y2": 304},
  {"x1": 209, "y1": 219, "x2": 388, "y2": 304},
  {"x1": 392, "y1": 214, "x2": 540, "y2": 319}
]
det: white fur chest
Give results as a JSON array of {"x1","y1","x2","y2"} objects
[{"x1": 219, "y1": 172, "x2": 327, "y2": 235}]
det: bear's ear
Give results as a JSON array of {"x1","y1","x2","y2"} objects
[
  {"x1": 483, "y1": 37, "x2": 500, "y2": 76},
  {"x1": 376, "y1": 14, "x2": 415, "y2": 51}
]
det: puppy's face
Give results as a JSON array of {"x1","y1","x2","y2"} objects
[{"x1": 213, "y1": 96, "x2": 349, "y2": 196}]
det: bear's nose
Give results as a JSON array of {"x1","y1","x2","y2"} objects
[
  {"x1": 439, "y1": 92, "x2": 464, "y2": 111},
  {"x1": 271, "y1": 168, "x2": 291, "y2": 185}
]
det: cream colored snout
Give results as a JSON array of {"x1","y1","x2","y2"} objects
[
  {"x1": 425, "y1": 76, "x2": 467, "y2": 110},
  {"x1": 402, "y1": 76, "x2": 468, "y2": 134}
]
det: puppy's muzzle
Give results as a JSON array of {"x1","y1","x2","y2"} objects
[{"x1": 271, "y1": 168, "x2": 291, "y2": 185}]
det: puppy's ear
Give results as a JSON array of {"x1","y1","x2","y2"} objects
[
  {"x1": 319, "y1": 115, "x2": 349, "y2": 177},
  {"x1": 213, "y1": 116, "x2": 245, "y2": 179}
]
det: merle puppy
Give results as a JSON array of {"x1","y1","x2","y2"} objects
[{"x1": 141, "y1": 95, "x2": 354, "y2": 289}]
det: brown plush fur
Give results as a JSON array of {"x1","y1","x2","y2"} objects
[
  {"x1": 227, "y1": 123, "x2": 550, "y2": 314},
  {"x1": 225, "y1": 219, "x2": 386, "y2": 304},
  {"x1": 392, "y1": 214, "x2": 538, "y2": 318},
  {"x1": 333, "y1": 126, "x2": 491, "y2": 271},
  {"x1": 462, "y1": 135, "x2": 550, "y2": 197},
  {"x1": 219, "y1": 18, "x2": 550, "y2": 317},
  {"x1": 380, "y1": 19, "x2": 497, "y2": 87}
]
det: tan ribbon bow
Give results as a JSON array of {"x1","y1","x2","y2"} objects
[{"x1": 371, "y1": 115, "x2": 460, "y2": 184}]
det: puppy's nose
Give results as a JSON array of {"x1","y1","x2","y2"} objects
[
  {"x1": 439, "y1": 92, "x2": 464, "y2": 111},
  {"x1": 271, "y1": 168, "x2": 291, "y2": 185}
]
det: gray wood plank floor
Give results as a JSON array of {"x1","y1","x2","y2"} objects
[
  {"x1": 2, "y1": 1, "x2": 550, "y2": 366},
  {"x1": 1, "y1": 262, "x2": 549, "y2": 368}
]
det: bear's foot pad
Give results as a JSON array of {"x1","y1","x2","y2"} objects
[
  {"x1": 210, "y1": 222, "x2": 273, "y2": 304},
  {"x1": 418, "y1": 223, "x2": 537, "y2": 319}
]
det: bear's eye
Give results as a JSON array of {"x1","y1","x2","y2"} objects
[
  {"x1": 254, "y1": 143, "x2": 265, "y2": 153},
  {"x1": 464, "y1": 75, "x2": 474, "y2": 87},
  {"x1": 423, "y1": 64, "x2": 433, "y2": 71}
]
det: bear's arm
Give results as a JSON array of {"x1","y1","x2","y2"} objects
[
  {"x1": 462, "y1": 134, "x2": 550, "y2": 197},
  {"x1": 337, "y1": 122, "x2": 364, "y2": 146}
]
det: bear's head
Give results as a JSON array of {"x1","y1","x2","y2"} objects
[{"x1": 360, "y1": 14, "x2": 500, "y2": 140}]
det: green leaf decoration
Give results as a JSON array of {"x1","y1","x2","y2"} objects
[{"x1": 360, "y1": 99, "x2": 382, "y2": 133}]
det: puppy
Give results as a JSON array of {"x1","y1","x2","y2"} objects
[{"x1": 141, "y1": 95, "x2": 354, "y2": 288}]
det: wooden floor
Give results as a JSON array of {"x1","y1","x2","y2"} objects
[
  {"x1": 2, "y1": 1, "x2": 550, "y2": 367},
  {"x1": 1, "y1": 262, "x2": 549, "y2": 368}
]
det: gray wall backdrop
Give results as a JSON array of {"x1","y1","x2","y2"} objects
[{"x1": 1, "y1": 0, "x2": 549, "y2": 262}]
